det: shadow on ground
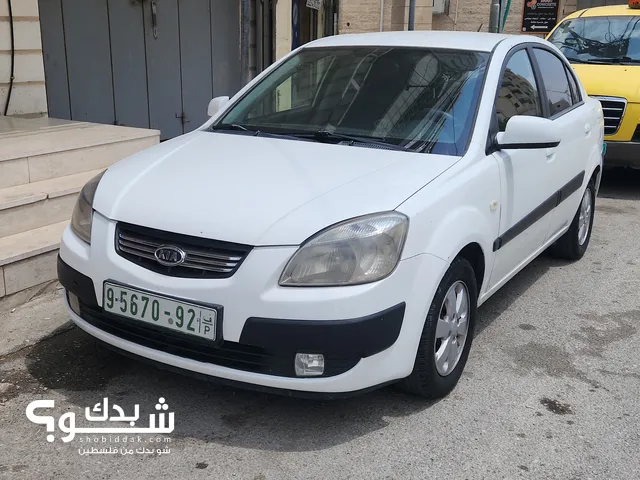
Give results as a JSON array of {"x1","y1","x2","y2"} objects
[
  {"x1": 475, "y1": 254, "x2": 568, "y2": 336},
  {"x1": 597, "y1": 167, "x2": 640, "y2": 201},
  {"x1": 12, "y1": 254, "x2": 565, "y2": 452},
  {"x1": 14, "y1": 328, "x2": 436, "y2": 451},
  {"x1": 6, "y1": 167, "x2": 637, "y2": 453}
]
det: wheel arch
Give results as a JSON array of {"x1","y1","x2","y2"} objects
[
  {"x1": 403, "y1": 204, "x2": 496, "y2": 298},
  {"x1": 591, "y1": 164, "x2": 602, "y2": 193},
  {"x1": 455, "y1": 242, "x2": 486, "y2": 295}
]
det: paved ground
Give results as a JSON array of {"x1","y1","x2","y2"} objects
[{"x1": 1, "y1": 169, "x2": 639, "y2": 480}]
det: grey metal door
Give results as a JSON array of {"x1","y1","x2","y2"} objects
[{"x1": 39, "y1": 0, "x2": 241, "y2": 140}]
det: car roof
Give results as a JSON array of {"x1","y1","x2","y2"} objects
[
  {"x1": 564, "y1": 5, "x2": 640, "y2": 19},
  {"x1": 303, "y1": 30, "x2": 531, "y2": 53}
]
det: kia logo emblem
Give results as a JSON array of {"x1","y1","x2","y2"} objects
[{"x1": 154, "y1": 245, "x2": 186, "y2": 267}]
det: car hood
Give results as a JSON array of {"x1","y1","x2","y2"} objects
[
  {"x1": 571, "y1": 64, "x2": 640, "y2": 103},
  {"x1": 93, "y1": 131, "x2": 456, "y2": 246}
]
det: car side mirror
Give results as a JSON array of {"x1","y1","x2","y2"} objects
[
  {"x1": 207, "y1": 96, "x2": 230, "y2": 117},
  {"x1": 495, "y1": 116, "x2": 561, "y2": 150}
]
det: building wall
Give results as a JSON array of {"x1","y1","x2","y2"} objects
[
  {"x1": 249, "y1": 0, "x2": 257, "y2": 79},
  {"x1": 273, "y1": 0, "x2": 435, "y2": 64},
  {"x1": 339, "y1": 0, "x2": 433, "y2": 34},
  {"x1": 577, "y1": 0, "x2": 628, "y2": 9},
  {"x1": 0, "y1": 0, "x2": 47, "y2": 116},
  {"x1": 433, "y1": 0, "x2": 578, "y2": 34},
  {"x1": 275, "y1": 0, "x2": 292, "y2": 61}
]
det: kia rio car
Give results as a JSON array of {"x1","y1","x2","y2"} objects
[{"x1": 58, "y1": 31, "x2": 604, "y2": 399}]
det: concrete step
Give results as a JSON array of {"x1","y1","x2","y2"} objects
[
  {"x1": 0, "y1": 117, "x2": 159, "y2": 300},
  {"x1": 0, "y1": 169, "x2": 104, "y2": 238},
  {"x1": 0, "y1": 221, "x2": 68, "y2": 299},
  {"x1": 0, "y1": 119, "x2": 159, "y2": 188}
]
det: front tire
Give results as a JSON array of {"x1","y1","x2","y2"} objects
[
  {"x1": 548, "y1": 178, "x2": 595, "y2": 261},
  {"x1": 398, "y1": 257, "x2": 478, "y2": 399}
]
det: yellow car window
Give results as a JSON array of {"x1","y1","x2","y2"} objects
[{"x1": 548, "y1": 15, "x2": 640, "y2": 64}]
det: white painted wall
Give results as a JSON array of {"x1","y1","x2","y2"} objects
[{"x1": 0, "y1": 0, "x2": 47, "y2": 116}]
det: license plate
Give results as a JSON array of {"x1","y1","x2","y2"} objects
[{"x1": 103, "y1": 282, "x2": 217, "y2": 341}]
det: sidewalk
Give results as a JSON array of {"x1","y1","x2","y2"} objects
[{"x1": 0, "y1": 281, "x2": 71, "y2": 356}]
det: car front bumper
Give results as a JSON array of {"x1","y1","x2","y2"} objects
[
  {"x1": 604, "y1": 141, "x2": 640, "y2": 168},
  {"x1": 58, "y1": 213, "x2": 449, "y2": 397}
]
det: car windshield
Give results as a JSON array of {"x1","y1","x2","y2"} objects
[
  {"x1": 548, "y1": 16, "x2": 640, "y2": 64},
  {"x1": 211, "y1": 46, "x2": 490, "y2": 156}
]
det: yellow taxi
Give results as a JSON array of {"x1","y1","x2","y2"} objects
[{"x1": 547, "y1": 2, "x2": 640, "y2": 168}]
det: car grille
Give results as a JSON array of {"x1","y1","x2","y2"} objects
[
  {"x1": 593, "y1": 96, "x2": 627, "y2": 136},
  {"x1": 77, "y1": 300, "x2": 359, "y2": 378},
  {"x1": 115, "y1": 222, "x2": 252, "y2": 279}
]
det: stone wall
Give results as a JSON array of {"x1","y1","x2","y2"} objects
[
  {"x1": 339, "y1": 0, "x2": 433, "y2": 34},
  {"x1": 0, "y1": 0, "x2": 47, "y2": 116},
  {"x1": 432, "y1": 0, "x2": 579, "y2": 34}
]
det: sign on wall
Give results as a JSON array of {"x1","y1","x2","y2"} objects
[
  {"x1": 306, "y1": 0, "x2": 323, "y2": 10},
  {"x1": 521, "y1": 0, "x2": 560, "y2": 34}
]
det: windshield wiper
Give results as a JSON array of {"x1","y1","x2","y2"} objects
[
  {"x1": 617, "y1": 57, "x2": 640, "y2": 64},
  {"x1": 211, "y1": 125, "x2": 410, "y2": 151},
  {"x1": 564, "y1": 57, "x2": 589, "y2": 64},
  {"x1": 209, "y1": 123, "x2": 321, "y2": 142},
  {"x1": 283, "y1": 129, "x2": 409, "y2": 151},
  {"x1": 588, "y1": 58, "x2": 622, "y2": 64},
  {"x1": 209, "y1": 123, "x2": 261, "y2": 135},
  {"x1": 581, "y1": 57, "x2": 640, "y2": 64}
]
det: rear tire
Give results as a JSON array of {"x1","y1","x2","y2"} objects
[
  {"x1": 548, "y1": 178, "x2": 595, "y2": 261},
  {"x1": 398, "y1": 257, "x2": 477, "y2": 399}
]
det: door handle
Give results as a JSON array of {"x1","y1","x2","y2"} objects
[
  {"x1": 545, "y1": 147, "x2": 555, "y2": 158},
  {"x1": 585, "y1": 123, "x2": 592, "y2": 134}
]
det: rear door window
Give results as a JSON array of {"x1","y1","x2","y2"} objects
[
  {"x1": 565, "y1": 65, "x2": 581, "y2": 104},
  {"x1": 532, "y1": 48, "x2": 574, "y2": 117}
]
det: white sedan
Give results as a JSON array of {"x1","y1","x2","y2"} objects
[{"x1": 58, "y1": 31, "x2": 604, "y2": 399}]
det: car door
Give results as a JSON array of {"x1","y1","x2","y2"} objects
[
  {"x1": 530, "y1": 47, "x2": 592, "y2": 242},
  {"x1": 488, "y1": 47, "x2": 556, "y2": 289}
]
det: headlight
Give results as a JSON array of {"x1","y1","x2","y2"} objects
[
  {"x1": 70, "y1": 171, "x2": 106, "y2": 244},
  {"x1": 279, "y1": 212, "x2": 409, "y2": 287}
]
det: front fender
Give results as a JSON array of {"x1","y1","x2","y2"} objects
[
  {"x1": 400, "y1": 204, "x2": 498, "y2": 298},
  {"x1": 424, "y1": 206, "x2": 494, "y2": 292},
  {"x1": 398, "y1": 153, "x2": 502, "y2": 297}
]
